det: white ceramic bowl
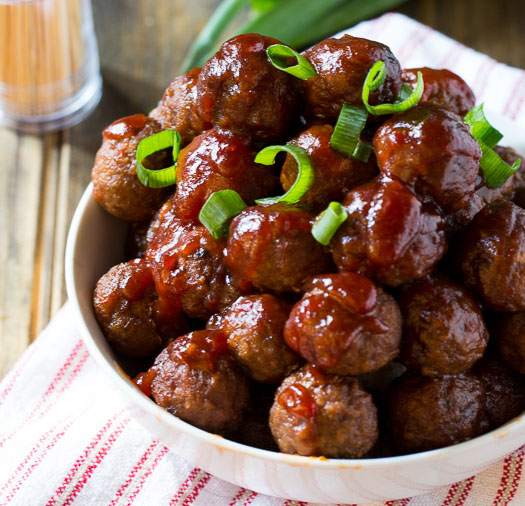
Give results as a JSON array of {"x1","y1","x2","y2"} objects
[{"x1": 66, "y1": 110, "x2": 525, "y2": 504}]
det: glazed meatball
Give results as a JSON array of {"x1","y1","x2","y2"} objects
[
  {"x1": 493, "y1": 311, "x2": 525, "y2": 374},
  {"x1": 225, "y1": 203, "x2": 331, "y2": 293},
  {"x1": 172, "y1": 128, "x2": 277, "y2": 220},
  {"x1": 149, "y1": 67, "x2": 205, "y2": 145},
  {"x1": 284, "y1": 272, "x2": 402, "y2": 375},
  {"x1": 218, "y1": 294, "x2": 300, "y2": 384},
  {"x1": 457, "y1": 201, "x2": 525, "y2": 311},
  {"x1": 93, "y1": 259, "x2": 187, "y2": 358},
  {"x1": 399, "y1": 274, "x2": 488, "y2": 376},
  {"x1": 196, "y1": 33, "x2": 299, "y2": 142},
  {"x1": 270, "y1": 364, "x2": 378, "y2": 458},
  {"x1": 373, "y1": 105, "x2": 482, "y2": 213},
  {"x1": 332, "y1": 177, "x2": 447, "y2": 287},
  {"x1": 388, "y1": 373, "x2": 488, "y2": 453},
  {"x1": 92, "y1": 114, "x2": 171, "y2": 222},
  {"x1": 147, "y1": 202, "x2": 244, "y2": 319},
  {"x1": 302, "y1": 35, "x2": 402, "y2": 121},
  {"x1": 472, "y1": 356, "x2": 525, "y2": 429},
  {"x1": 280, "y1": 124, "x2": 378, "y2": 212},
  {"x1": 145, "y1": 330, "x2": 250, "y2": 434},
  {"x1": 402, "y1": 67, "x2": 475, "y2": 117}
]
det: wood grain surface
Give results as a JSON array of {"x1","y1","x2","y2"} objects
[{"x1": 0, "y1": 0, "x2": 524, "y2": 379}]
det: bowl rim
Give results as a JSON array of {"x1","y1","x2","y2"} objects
[{"x1": 66, "y1": 181, "x2": 525, "y2": 472}]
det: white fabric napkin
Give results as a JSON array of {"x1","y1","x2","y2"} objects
[{"x1": 2, "y1": 12, "x2": 525, "y2": 506}]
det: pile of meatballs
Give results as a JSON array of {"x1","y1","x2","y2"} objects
[{"x1": 91, "y1": 32, "x2": 525, "y2": 459}]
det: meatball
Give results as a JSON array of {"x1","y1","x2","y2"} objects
[
  {"x1": 146, "y1": 330, "x2": 250, "y2": 434},
  {"x1": 172, "y1": 128, "x2": 277, "y2": 220},
  {"x1": 302, "y1": 35, "x2": 402, "y2": 121},
  {"x1": 493, "y1": 311, "x2": 525, "y2": 374},
  {"x1": 373, "y1": 105, "x2": 482, "y2": 213},
  {"x1": 457, "y1": 201, "x2": 525, "y2": 311},
  {"x1": 388, "y1": 373, "x2": 488, "y2": 453},
  {"x1": 147, "y1": 202, "x2": 244, "y2": 319},
  {"x1": 332, "y1": 177, "x2": 447, "y2": 287},
  {"x1": 218, "y1": 294, "x2": 300, "y2": 384},
  {"x1": 269, "y1": 364, "x2": 378, "y2": 458},
  {"x1": 225, "y1": 203, "x2": 331, "y2": 293},
  {"x1": 149, "y1": 67, "x2": 205, "y2": 145},
  {"x1": 196, "y1": 33, "x2": 299, "y2": 142},
  {"x1": 93, "y1": 259, "x2": 187, "y2": 358},
  {"x1": 399, "y1": 274, "x2": 488, "y2": 376},
  {"x1": 280, "y1": 124, "x2": 378, "y2": 212},
  {"x1": 472, "y1": 356, "x2": 525, "y2": 429},
  {"x1": 284, "y1": 272, "x2": 402, "y2": 375},
  {"x1": 402, "y1": 67, "x2": 475, "y2": 117},
  {"x1": 92, "y1": 114, "x2": 171, "y2": 222}
]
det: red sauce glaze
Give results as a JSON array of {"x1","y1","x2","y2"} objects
[
  {"x1": 119, "y1": 258, "x2": 154, "y2": 301},
  {"x1": 285, "y1": 272, "x2": 390, "y2": 369},
  {"x1": 332, "y1": 175, "x2": 447, "y2": 287},
  {"x1": 146, "y1": 201, "x2": 240, "y2": 320},
  {"x1": 134, "y1": 369, "x2": 157, "y2": 397},
  {"x1": 176, "y1": 330, "x2": 229, "y2": 373},
  {"x1": 306, "y1": 272, "x2": 377, "y2": 315},
  {"x1": 225, "y1": 203, "x2": 330, "y2": 294},
  {"x1": 366, "y1": 178, "x2": 422, "y2": 266},
  {"x1": 103, "y1": 114, "x2": 148, "y2": 141},
  {"x1": 402, "y1": 68, "x2": 475, "y2": 117},
  {"x1": 196, "y1": 33, "x2": 299, "y2": 142},
  {"x1": 373, "y1": 106, "x2": 481, "y2": 213},
  {"x1": 278, "y1": 383, "x2": 317, "y2": 419},
  {"x1": 172, "y1": 128, "x2": 276, "y2": 220}
]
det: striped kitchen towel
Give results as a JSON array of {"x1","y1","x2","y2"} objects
[{"x1": 2, "y1": 12, "x2": 525, "y2": 506}]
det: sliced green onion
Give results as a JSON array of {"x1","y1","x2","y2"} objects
[
  {"x1": 463, "y1": 103, "x2": 519, "y2": 188},
  {"x1": 464, "y1": 103, "x2": 503, "y2": 148},
  {"x1": 362, "y1": 61, "x2": 424, "y2": 115},
  {"x1": 136, "y1": 130, "x2": 181, "y2": 188},
  {"x1": 254, "y1": 145, "x2": 314, "y2": 205},
  {"x1": 198, "y1": 190, "x2": 247, "y2": 238},
  {"x1": 478, "y1": 140, "x2": 521, "y2": 188},
  {"x1": 352, "y1": 141, "x2": 373, "y2": 163},
  {"x1": 266, "y1": 44, "x2": 317, "y2": 80},
  {"x1": 311, "y1": 202, "x2": 349, "y2": 246},
  {"x1": 396, "y1": 84, "x2": 414, "y2": 103},
  {"x1": 330, "y1": 104, "x2": 369, "y2": 160}
]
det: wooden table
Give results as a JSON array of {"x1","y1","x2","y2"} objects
[{"x1": 1, "y1": 0, "x2": 524, "y2": 380}]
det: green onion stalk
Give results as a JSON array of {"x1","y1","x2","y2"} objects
[{"x1": 180, "y1": 0, "x2": 407, "y2": 73}]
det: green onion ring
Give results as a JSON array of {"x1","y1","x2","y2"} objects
[
  {"x1": 362, "y1": 60, "x2": 424, "y2": 115},
  {"x1": 255, "y1": 145, "x2": 314, "y2": 205},
  {"x1": 198, "y1": 189, "x2": 248, "y2": 239},
  {"x1": 136, "y1": 130, "x2": 181, "y2": 188},
  {"x1": 311, "y1": 201, "x2": 349, "y2": 246},
  {"x1": 266, "y1": 44, "x2": 317, "y2": 80}
]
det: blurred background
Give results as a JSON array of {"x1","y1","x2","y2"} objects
[{"x1": 0, "y1": 0, "x2": 524, "y2": 379}]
